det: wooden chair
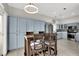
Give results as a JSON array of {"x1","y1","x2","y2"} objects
[
  {"x1": 32, "y1": 33, "x2": 45, "y2": 56},
  {"x1": 24, "y1": 32, "x2": 57, "y2": 56},
  {"x1": 24, "y1": 32, "x2": 34, "y2": 56},
  {"x1": 44, "y1": 33, "x2": 57, "y2": 56}
]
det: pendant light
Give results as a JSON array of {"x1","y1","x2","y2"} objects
[{"x1": 24, "y1": 3, "x2": 38, "y2": 14}]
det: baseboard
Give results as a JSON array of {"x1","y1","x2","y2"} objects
[{"x1": 8, "y1": 47, "x2": 24, "y2": 52}]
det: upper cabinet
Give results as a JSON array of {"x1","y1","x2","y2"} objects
[
  {"x1": 57, "y1": 24, "x2": 67, "y2": 31},
  {"x1": 57, "y1": 23, "x2": 79, "y2": 32}
]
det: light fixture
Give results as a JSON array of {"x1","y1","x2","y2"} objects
[
  {"x1": 24, "y1": 3, "x2": 38, "y2": 14},
  {"x1": 64, "y1": 8, "x2": 66, "y2": 10}
]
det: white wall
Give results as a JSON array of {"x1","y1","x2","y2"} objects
[
  {"x1": 0, "y1": 4, "x2": 8, "y2": 56},
  {"x1": 2, "y1": 11, "x2": 8, "y2": 56},
  {"x1": 57, "y1": 17, "x2": 79, "y2": 24},
  {"x1": 0, "y1": 15, "x2": 3, "y2": 56}
]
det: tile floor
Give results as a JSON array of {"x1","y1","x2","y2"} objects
[{"x1": 7, "y1": 39, "x2": 79, "y2": 56}]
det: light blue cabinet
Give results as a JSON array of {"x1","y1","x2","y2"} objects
[
  {"x1": 17, "y1": 17, "x2": 26, "y2": 48},
  {"x1": 26, "y1": 19, "x2": 34, "y2": 32},
  {"x1": 33, "y1": 20, "x2": 45, "y2": 33},
  {"x1": 9, "y1": 33, "x2": 17, "y2": 50},
  {"x1": 8, "y1": 16, "x2": 45, "y2": 50},
  {"x1": 18, "y1": 33, "x2": 25, "y2": 48},
  {"x1": 8, "y1": 16, "x2": 18, "y2": 50},
  {"x1": 8, "y1": 16, "x2": 17, "y2": 33},
  {"x1": 18, "y1": 17, "x2": 26, "y2": 33}
]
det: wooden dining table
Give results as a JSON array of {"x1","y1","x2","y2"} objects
[{"x1": 24, "y1": 33, "x2": 57, "y2": 56}]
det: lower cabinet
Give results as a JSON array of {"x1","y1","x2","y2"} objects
[
  {"x1": 75, "y1": 33, "x2": 79, "y2": 41},
  {"x1": 18, "y1": 33, "x2": 25, "y2": 48},
  {"x1": 57, "y1": 32, "x2": 62, "y2": 39},
  {"x1": 9, "y1": 33, "x2": 17, "y2": 50},
  {"x1": 57, "y1": 32, "x2": 67, "y2": 40},
  {"x1": 8, "y1": 16, "x2": 27, "y2": 50}
]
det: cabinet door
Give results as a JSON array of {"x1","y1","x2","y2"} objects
[
  {"x1": 61, "y1": 24, "x2": 63, "y2": 29},
  {"x1": 33, "y1": 20, "x2": 45, "y2": 33},
  {"x1": 77, "y1": 23, "x2": 79, "y2": 30},
  {"x1": 62, "y1": 32, "x2": 67, "y2": 39},
  {"x1": 17, "y1": 17, "x2": 26, "y2": 48},
  {"x1": 18, "y1": 17, "x2": 26, "y2": 33},
  {"x1": 57, "y1": 32, "x2": 62, "y2": 39},
  {"x1": 33, "y1": 20, "x2": 39, "y2": 33},
  {"x1": 9, "y1": 33, "x2": 17, "y2": 50},
  {"x1": 18, "y1": 33, "x2": 25, "y2": 48},
  {"x1": 57, "y1": 32, "x2": 67, "y2": 39},
  {"x1": 56, "y1": 24, "x2": 59, "y2": 30},
  {"x1": 75, "y1": 33, "x2": 79, "y2": 41},
  {"x1": 8, "y1": 16, "x2": 17, "y2": 33},
  {"x1": 8, "y1": 16, "x2": 18, "y2": 50},
  {"x1": 39, "y1": 21, "x2": 45, "y2": 31},
  {"x1": 26, "y1": 20, "x2": 34, "y2": 32}
]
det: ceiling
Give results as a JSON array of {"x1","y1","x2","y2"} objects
[{"x1": 7, "y1": 3, "x2": 79, "y2": 19}]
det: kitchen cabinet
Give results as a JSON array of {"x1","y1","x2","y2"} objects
[
  {"x1": 57, "y1": 32, "x2": 67, "y2": 40},
  {"x1": 8, "y1": 16, "x2": 45, "y2": 50},
  {"x1": 9, "y1": 33, "x2": 17, "y2": 50},
  {"x1": 8, "y1": 16, "x2": 18, "y2": 50},
  {"x1": 18, "y1": 17, "x2": 26, "y2": 33},
  {"x1": 33, "y1": 20, "x2": 45, "y2": 33},
  {"x1": 26, "y1": 20, "x2": 34, "y2": 32},
  {"x1": 57, "y1": 24, "x2": 67, "y2": 30},
  {"x1": 75, "y1": 33, "x2": 79, "y2": 41},
  {"x1": 17, "y1": 17, "x2": 27, "y2": 48},
  {"x1": 57, "y1": 32, "x2": 62, "y2": 39},
  {"x1": 9, "y1": 16, "x2": 17, "y2": 33}
]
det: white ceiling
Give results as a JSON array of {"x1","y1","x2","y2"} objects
[{"x1": 7, "y1": 3, "x2": 79, "y2": 19}]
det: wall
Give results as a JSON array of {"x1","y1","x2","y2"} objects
[
  {"x1": 2, "y1": 11, "x2": 8, "y2": 56},
  {"x1": 0, "y1": 15, "x2": 3, "y2": 55},
  {"x1": 0, "y1": 4, "x2": 8, "y2": 56},
  {"x1": 57, "y1": 17, "x2": 79, "y2": 24}
]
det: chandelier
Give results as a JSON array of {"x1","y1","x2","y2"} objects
[{"x1": 24, "y1": 3, "x2": 38, "y2": 14}]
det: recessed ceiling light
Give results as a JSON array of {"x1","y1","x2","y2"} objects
[{"x1": 64, "y1": 8, "x2": 66, "y2": 10}]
